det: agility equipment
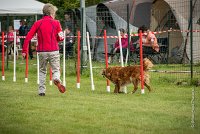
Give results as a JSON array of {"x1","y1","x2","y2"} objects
[
  {"x1": 13, "y1": 32, "x2": 17, "y2": 82},
  {"x1": 118, "y1": 30, "x2": 127, "y2": 94},
  {"x1": 63, "y1": 31, "x2": 66, "y2": 87},
  {"x1": 139, "y1": 30, "x2": 145, "y2": 94},
  {"x1": 103, "y1": 30, "x2": 110, "y2": 92},
  {"x1": 25, "y1": 38, "x2": 29, "y2": 83},
  {"x1": 76, "y1": 31, "x2": 81, "y2": 89},
  {"x1": 36, "y1": 51, "x2": 39, "y2": 84},
  {"x1": 49, "y1": 67, "x2": 52, "y2": 85},
  {"x1": 86, "y1": 32, "x2": 95, "y2": 91},
  {"x1": 1, "y1": 32, "x2": 5, "y2": 81}
]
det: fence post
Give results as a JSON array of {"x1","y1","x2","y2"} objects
[{"x1": 190, "y1": 0, "x2": 193, "y2": 80}]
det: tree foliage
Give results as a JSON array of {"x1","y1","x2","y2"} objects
[{"x1": 38, "y1": 0, "x2": 104, "y2": 27}]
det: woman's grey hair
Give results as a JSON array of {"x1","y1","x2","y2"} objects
[{"x1": 43, "y1": 3, "x2": 58, "y2": 16}]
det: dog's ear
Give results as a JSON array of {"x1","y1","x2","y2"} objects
[{"x1": 107, "y1": 73, "x2": 111, "y2": 77}]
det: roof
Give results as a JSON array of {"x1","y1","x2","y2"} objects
[{"x1": 0, "y1": 0, "x2": 44, "y2": 15}]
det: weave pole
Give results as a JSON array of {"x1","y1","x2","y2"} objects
[
  {"x1": 13, "y1": 32, "x2": 17, "y2": 82},
  {"x1": 1, "y1": 32, "x2": 5, "y2": 81},
  {"x1": 118, "y1": 30, "x2": 124, "y2": 67},
  {"x1": 103, "y1": 30, "x2": 110, "y2": 92},
  {"x1": 118, "y1": 30, "x2": 127, "y2": 94},
  {"x1": 125, "y1": 49, "x2": 129, "y2": 66},
  {"x1": 139, "y1": 30, "x2": 144, "y2": 94},
  {"x1": 63, "y1": 31, "x2": 66, "y2": 87},
  {"x1": 25, "y1": 39, "x2": 29, "y2": 83},
  {"x1": 36, "y1": 50, "x2": 39, "y2": 85},
  {"x1": 34, "y1": 37, "x2": 39, "y2": 84},
  {"x1": 49, "y1": 67, "x2": 52, "y2": 85},
  {"x1": 76, "y1": 31, "x2": 81, "y2": 88},
  {"x1": 86, "y1": 32, "x2": 95, "y2": 91},
  {"x1": 25, "y1": 51, "x2": 29, "y2": 83}
]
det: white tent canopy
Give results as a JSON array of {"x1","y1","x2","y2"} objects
[{"x1": 0, "y1": 0, "x2": 44, "y2": 15}]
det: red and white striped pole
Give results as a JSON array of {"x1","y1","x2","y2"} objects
[
  {"x1": 49, "y1": 67, "x2": 52, "y2": 85},
  {"x1": 25, "y1": 44, "x2": 29, "y2": 83},
  {"x1": 139, "y1": 30, "x2": 144, "y2": 94},
  {"x1": 1, "y1": 32, "x2": 5, "y2": 81},
  {"x1": 76, "y1": 31, "x2": 81, "y2": 89},
  {"x1": 103, "y1": 30, "x2": 110, "y2": 92}
]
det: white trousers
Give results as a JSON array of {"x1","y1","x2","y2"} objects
[{"x1": 38, "y1": 51, "x2": 61, "y2": 94}]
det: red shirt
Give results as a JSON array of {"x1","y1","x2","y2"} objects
[
  {"x1": 22, "y1": 16, "x2": 63, "y2": 53},
  {"x1": 114, "y1": 36, "x2": 128, "y2": 50}
]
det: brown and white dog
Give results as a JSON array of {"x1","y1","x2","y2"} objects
[{"x1": 102, "y1": 58, "x2": 153, "y2": 93}]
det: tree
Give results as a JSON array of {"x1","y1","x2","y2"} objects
[{"x1": 38, "y1": 0, "x2": 105, "y2": 27}]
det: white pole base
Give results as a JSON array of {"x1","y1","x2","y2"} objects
[
  {"x1": 77, "y1": 83, "x2": 80, "y2": 89},
  {"x1": 25, "y1": 78, "x2": 28, "y2": 83},
  {"x1": 123, "y1": 87, "x2": 127, "y2": 94},
  {"x1": 141, "y1": 89, "x2": 145, "y2": 94},
  {"x1": 63, "y1": 81, "x2": 66, "y2": 87},
  {"x1": 91, "y1": 85, "x2": 95, "y2": 91},
  {"x1": 2, "y1": 76, "x2": 5, "y2": 81},
  {"x1": 13, "y1": 77, "x2": 16, "y2": 82},
  {"x1": 49, "y1": 80, "x2": 52, "y2": 86},
  {"x1": 107, "y1": 86, "x2": 110, "y2": 92}
]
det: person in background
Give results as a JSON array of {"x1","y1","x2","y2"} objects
[
  {"x1": 137, "y1": 25, "x2": 159, "y2": 54},
  {"x1": 19, "y1": 19, "x2": 34, "y2": 59},
  {"x1": 7, "y1": 26, "x2": 14, "y2": 55},
  {"x1": 22, "y1": 3, "x2": 66, "y2": 96},
  {"x1": 6, "y1": 26, "x2": 20, "y2": 59},
  {"x1": 64, "y1": 11, "x2": 75, "y2": 34},
  {"x1": 65, "y1": 26, "x2": 74, "y2": 59},
  {"x1": 18, "y1": 20, "x2": 28, "y2": 48},
  {"x1": 109, "y1": 28, "x2": 128, "y2": 63}
]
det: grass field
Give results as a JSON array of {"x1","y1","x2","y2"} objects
[{"x1": 0, "y1": 59, "x2": 200, "y2": 134}]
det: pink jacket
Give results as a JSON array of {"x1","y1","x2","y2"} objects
[
  {"x1": 114, "y1": 36, "x2": 128, "y2": 50},
  {"x1": 22, "y1": 16, "x2": 63, "y2": 53}
]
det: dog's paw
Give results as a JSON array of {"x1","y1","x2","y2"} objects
[
  {"x1": 118, "y1": 91, "x2": 125, "y2": 94},
  {"x1": 131, "y1": 90, "x2": 137, "y2": 94}
]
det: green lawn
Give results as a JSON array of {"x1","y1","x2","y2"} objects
[{"x1": 0, "y1": 59, "x2": 199, "y2": 134}]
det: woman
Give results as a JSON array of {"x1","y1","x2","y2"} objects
[
  {"x1": 109, "y1": 28, "x2": 128, "y2": 63},
  {"x1": 22, "y1": 3, "x2": 66, "y2": 96},
  {"x1": 7, "y1": 26, "x2": 14, "y2": 55},
  {"x1": 138, "y1": 25, "x2": 159, "y2": 53}
]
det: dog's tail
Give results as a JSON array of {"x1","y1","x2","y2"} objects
[{"x1": 143, "y1": 58, "x2": 153, "y2": 71}]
